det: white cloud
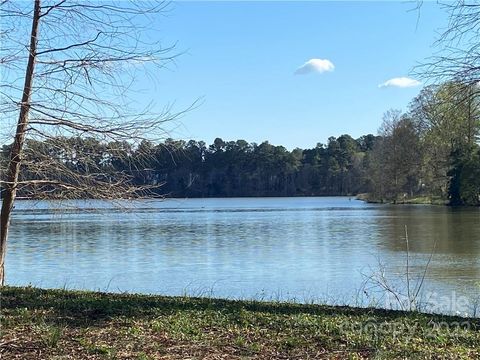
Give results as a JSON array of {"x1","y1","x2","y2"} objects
[
  {"x1": 295, "y1": 58, "x2": 335, "y2": 75},
  {"x1": 378, "y1": 77, "x2": 421, "y2": 88}
]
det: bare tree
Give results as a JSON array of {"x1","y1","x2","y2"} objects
[
  {"x1": 416, "y1": 1, "x2": 480, "y2": 103},
  {"x1": 0, "y1": 0, "x2": 184, "y2": 284},
  {"x1": 369, "y1": 110, "x2": 422, "y2": 203},
  {"x1": 412, "y1": 1, "x2": 480, "y2": 205}
]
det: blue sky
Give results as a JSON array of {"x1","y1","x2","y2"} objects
[{"x1": 142, "y1": 1, "x2": 449, "y2": 149}]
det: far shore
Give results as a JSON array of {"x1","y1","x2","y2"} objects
[
  {"x1": 14, "y1": 193, "x2": 452, "y2": 205},
  {"x1": 355, "y1": 193, "x2": 450, "y2": 206}
]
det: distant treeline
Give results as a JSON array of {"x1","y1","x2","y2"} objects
[
  {"x1": 1, "y1": 134, "x2": 378, "y2": 198},
  {"x1": 1, "y1": 82, "x2": 479, "y2": 205}
]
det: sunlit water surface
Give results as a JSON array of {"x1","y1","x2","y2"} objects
[{"x1": 7, "y1": 197, "x2": 480, "y2": 315}]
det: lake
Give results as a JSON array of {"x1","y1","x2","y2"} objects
[{"x1": 7, "y1": 197, "x2": 480, "y2": 315}]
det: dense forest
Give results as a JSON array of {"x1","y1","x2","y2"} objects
[{"x1": 1, "y1": 82, "x2": 479, "y2": 205}]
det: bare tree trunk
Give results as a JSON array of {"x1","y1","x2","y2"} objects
[
  {"x1": 467, "y1": 85, "x2": 473, "y2": 145},
  {"x1": 0, "y1": 0, "x2": 41, "y2": 285}
]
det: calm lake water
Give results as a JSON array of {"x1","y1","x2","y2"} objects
[{"x1": 7, "y1": 197, "x2": 480, "y2": 315}]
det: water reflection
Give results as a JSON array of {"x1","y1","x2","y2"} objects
[
  {"x1": 7, "y1": 197, "x2": 480, "y2": 314},
  {"x1": 380, "y1": 205, "x2": 479, "y2": 255}
]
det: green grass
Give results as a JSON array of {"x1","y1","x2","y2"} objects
[
  {"x1": 1, "y1": 286, "x2": 479, "y2": 359},
  {"x1": 403, "y1": 196, "x2": 448, "y2": 205},
  {"x1": 356, "y1": 193, "x2": 449, "y2": 205}
]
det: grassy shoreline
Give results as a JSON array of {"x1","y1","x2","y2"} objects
[
  {"x1": 1, "y1": 287, "x2": 479, "y2": 359},
  {"x1": 355, "y1": 193, "x2": 449, "y2": 206}
]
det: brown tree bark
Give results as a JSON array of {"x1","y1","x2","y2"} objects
[{"x1": 0, "y1": 0, "x2": 41, "y2": 285}]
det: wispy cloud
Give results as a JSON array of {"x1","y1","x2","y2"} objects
[
  {"x1": 295, "y1": 58, "x2": 334, "y2": 75},
  {"x1": 378, "y1": 77, "x2": 421, "y2": 88}
]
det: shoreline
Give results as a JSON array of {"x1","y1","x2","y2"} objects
[
  {"x1": 14, "y1": 193, "x2": 450, "y2": 203},
  {"x1": 355, "y1": 193, "x2": 451, "y2": 206},
  {"x1": 14, "y1": 195, "x2": 474, "y2": 208},
  {"x1": 1, "y1": 286, "x2": 479, "y2": 359}
]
